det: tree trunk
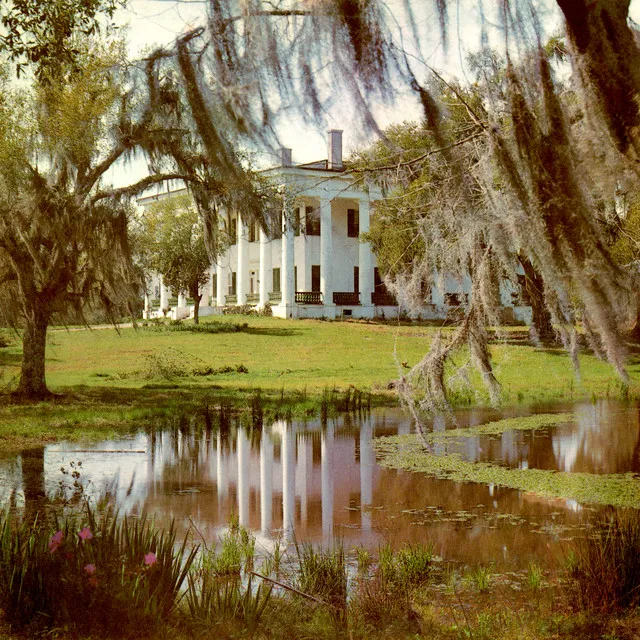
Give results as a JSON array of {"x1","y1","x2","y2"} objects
[
  {"x1": 520, "y1": 259, "x2": 556, "y2": 345},
  {"x1": 193, "y1": 293, "x2": 201, "y2": 325},
  {"x1": 15, "y1": 306, "x2": 51, "y2": 399}
]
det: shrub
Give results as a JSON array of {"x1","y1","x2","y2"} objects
[
  {"x1": 0, "y1": 506, "x2": 198, "y2": 635},
  {"x1": 567, "y1": 509, "x2": 640, "y2": 612}
]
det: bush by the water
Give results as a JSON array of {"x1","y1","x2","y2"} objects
[
  {"x1": 568, "y1": 510, "x2": 640, "y2": 612},
  {"x1": 0, "y1": 507, "x2": 197, "y2": 635}
]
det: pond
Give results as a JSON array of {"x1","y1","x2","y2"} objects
[{"x1": 3, "y1": 399, "x2": 639, "y2": 570}]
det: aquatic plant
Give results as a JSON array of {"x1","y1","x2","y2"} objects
[
  {"x1": 0, "y1": 506, "x2": 198, "y2": 634},
  {"x1": 295, "y1": 542, "x2": 348, "y2": 615},
  {"x1": 568, "y1": 510, "x2": 640, "y2": 612}
]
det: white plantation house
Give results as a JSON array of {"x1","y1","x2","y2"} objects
[{"x1": 138, "y1": 130, "x2": 531, "y2": 323}]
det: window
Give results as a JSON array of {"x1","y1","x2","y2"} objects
[
  {"x1": 248, "y1": 222, "x2": 258, "y2": 243},
  {"x1": 229, "y1": 217, "x2": 237, "y2": 245},
  {"x1": 230, "y1": 272, "x2": 237, "y2": 295},
  {"x1": 353, "y1": 266, "x2": 359, "y2": 292},
  {"x1": 271, "y1": 212, "x2": 283, "y2": 239},
  {"x1": 293, "y1": 207, "x2": 301, "y2": 236},
  {"x1": 211, "y1": 274, "x2": 217, "y2": 295},
  {"x1": 347, "y1": 208, "x2": 359, "y2": 237},
  {"x1": 272, "y1": 268, "x2": 281, "y2": 293},
  {"x1": 306, "y1": 206, "x2": 320, "y2": 236},
  {"x1": 294, "y1": 266, "x2": 298, "y2": 290},
  {"x1": 312, "y1": 265, "x2": 320, "y2": 292}
]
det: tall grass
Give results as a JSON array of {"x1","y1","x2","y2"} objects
[
  {"x1": 295, "y1": 542, "x2": 348, "y2": 614},
  {"x1": 568, "y1": 509, "x2": 640, "y2": 612},
  {"x1": 0, "y1": 506, "x2": 198, "y2": 635}
]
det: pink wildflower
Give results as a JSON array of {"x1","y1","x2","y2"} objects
[
  {"x1": 78, "y1": 527, "x2": 93, "y2": 541},
  {"x1": 48, "y1": 530, "x2": 63, "y2": 553},
  {"x1": 143, "y1": 552, "x2": 157, "y2": 567},
  {"x1": 84, "y1": 563, "x2": 96, "y2": 575}
]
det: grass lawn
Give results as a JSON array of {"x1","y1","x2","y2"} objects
[{"x1": 1, "y1": 315, "x2": 638, "y2": 405}]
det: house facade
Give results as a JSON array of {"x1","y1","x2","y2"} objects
[{"x1": 138, "y1": 130, "x2": 531, "y2": 323}]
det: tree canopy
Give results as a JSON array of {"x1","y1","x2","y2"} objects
[{"x1": 136, "y1": 194, "x2": 212, "y2": 324}]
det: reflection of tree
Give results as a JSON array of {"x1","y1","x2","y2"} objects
[{"x1": 21, "y1": 447, "x2": 45, "y2": 523}]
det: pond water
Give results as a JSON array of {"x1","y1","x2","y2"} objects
[{"x1": 3, "y1": 399, "x2": 639, "y2": 570}]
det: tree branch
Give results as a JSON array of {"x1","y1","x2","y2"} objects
[
  {"x1": 347, "y1": 132, "x2": 485, "y2": 174},
  {"x1": 90, "y1": 173, "x2": 198, "y2": 204}
]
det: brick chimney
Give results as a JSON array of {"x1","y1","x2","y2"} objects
[
  {"x1": 281, "y1": 147, "x2": 292, "y2": 167},
  {"x1": 327, "y1": 129, "x2": 343, "y2": 170}
]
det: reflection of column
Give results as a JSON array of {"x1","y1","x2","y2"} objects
[
  {"x1": 282, "y1": 202, "x2": 295, "y2": 308},
  {"x1": 282, "y1": 424, "x2": 295, "y2": 535},
  {"x1": 237, "y1": 215, "x2": 248, "y2": 305},
  {"x1": 237, "y1": 428, "x2": 250, "y2": 527},
  {"x1": 258, "y1": 227, "x2": 272, "y2": 308},
  {"x1": 321, "y1": 424, "x2": 334, "y2": 538},
  {"x1": 217, "y1": 433, "x2": 228, "y2": 515},
  {"x1": 358, "y1": 199, "x2": 373, "y2": 308},
  {"x1": 360, "y1": 418, "x2": 373, "y2": 532},
  {"x1": 260, "y1": 431, "x2": 274, "y2": 533},
  {"x1": 320, "y1": 197, "x2": 333, "y2": 304},
  {"x1": 297, "y1": 433, "x2": 309, "y2": 528}
]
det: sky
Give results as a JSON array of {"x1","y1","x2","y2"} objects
[{"x1": 111, "y1": 0, "x2": 640, "y2": 180}]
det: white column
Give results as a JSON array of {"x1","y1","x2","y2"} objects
[
  {"x1": 260, "y1": 431, "x2": 274, "y2": 534},
  {"x1": 360, "y1": 418, "x2": 374, "y2": 532},
  {"x1": 237, "y1": 428, "x2": 250, "y2": 527},
  {"x1": 281, "y1": 201, "x2": 295, "y2": 309},
  {"x1": 258, "y1": 227, "x2": 271, "y2": 308},
  {"x1": 216, "y1": 259, "x2": 228, "y2": 307},
  {"x1": 358, "y1": 199, "x2": 374, "y2": 310},
  {"x1": 216, "y1": 210, "x2": 229, "y2": 307},
  {"x1": 178, "y1": 292, "x2": 186, "y2": 307},
  {"x1": 237, "y1": 214, "x2": 248, "y2": 305},
  {"x1": 160, "y1": 276, "x2": 169, "y2": 311},
  {"x1": 282, "y1": 423, "x2": 296, "y2": 537},
  {"x1": 320, "y1": 197, "x2": 333, "y2": 305},
  {"x1": 321, "y1": 424, "x2": 334, "y2": 538}
]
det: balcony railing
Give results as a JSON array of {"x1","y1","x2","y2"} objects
[
  {"x1": 269, "y1": 291, "x2": 281, "y2": 303},
  {"x1": 333, "y1": 291, "x2": 360, "y2": 305},
  {"x1": 168, "y1": 297, "x2": 178, "y2": 307},
  {"x1": 246, "y1": 293, "x2": 259, "y2": 305},
  {"x1": 225, "y1": 294, "x2": 237, "y2": 305},
  {"x1": 295, "y1": 291, "x2": 323, "y2": 304},
  {"x1": 371, "y1": 291, "x2": 397, "y2": 306}
]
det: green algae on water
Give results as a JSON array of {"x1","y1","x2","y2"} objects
[
  {"x1": 428, "y1": 413, "x2": 573, "y2": 441},
  {"x1": 374, "y1": 413, "x2": 640, "y2": 509}
]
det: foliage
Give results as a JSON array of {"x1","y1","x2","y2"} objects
[
  {"x1": 295, "y1": 542, "x2": 347, "y2": 614},
  {"x1": 0, "y1": 505, "x2": 198, "y2": 634},
  {"x1": 568, "y1": 510, "x2": 640, "y2": 612},
  {"x1": 0, "y1": 0, "x2": 125, "y2": 80},
  {"x1": 135, "y1": 194, "x2": 212, "y2": 324}
]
